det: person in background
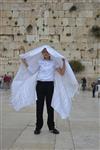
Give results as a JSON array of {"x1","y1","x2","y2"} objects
[
  {"x1": 3, "y1": 74, "x2": 12, "y2": 89},
  {"x1": 81, "y1": 77, "x2": 87, "y2": 91},
  {"x1": 91, "y1": 81, "x2": 97, "y2": 98},
  {"x1": 0, "y1": 76, "x2": 3, "y2": 88}
]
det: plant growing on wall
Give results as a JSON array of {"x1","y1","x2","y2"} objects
[
  {"x1": 17, "y1": 33, "x2": 22, "y2": 36},
  {"x1": 49, "y1": 40, "x2": 53, "y2": 43},
  {"x1": 53, "y1": 25, "x2": 56, "y2": 28},
  {"x1": 69, "y1": 60, "x2": 85, "y2": 73},
  {"x1": 66, "y1": 33, "x2": 71, "y2": 36},
  {"x1": 63, "y1": 48, "x2": 66, "y2": 51},
  {"x1": 37, "y1": 26, "x2": 39, "y2": 30},
  {"x1": 26, "y1": 24, "x2": 33, "y2": 33},
  {"x1": 91, "y1": 25, "x2": 100, "y2": 38},
  {"x1": 88, "y1": 48, "x2": 94, "y2": 53},
  {"x1": 8, "y1": 17, "x2": 12, "y2": 20},
  {"x1": 48, "y1": 8, "x2": 52, "y2": 12},
  {"x1": 23, "y1": 39, "x2": 28, "y2": 43},
  {"x1": 95, "y1": 14, "x2": 100, "y2": 20},
  {"x1": 35, "y1": 18, "x2": 38, "y2": 21},
  {"x1": 69, "y1": 5, "x2": 77, "y2": 12},
  {"x1": 3, "y1": 48, "x2": 7, "y2": 52},
  {"x1": 8, "y1": 62, "x2": 12, "y2": 65},
  {"x1": 53, "y1": 16, "x2": 56, "y2": 19}
]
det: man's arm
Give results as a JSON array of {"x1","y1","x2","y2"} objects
[
  {"x1": 21, "y1": 58, "x2": 28, "y2": 68},
  {"x1": 56, "y1": 58, "x2": 66, "y2": 75}
]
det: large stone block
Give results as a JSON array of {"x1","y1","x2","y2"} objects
[
  {"x1": 18, "y1": 10, "x2": 25, "y2": 18},
  {"x1": 17, "y1": 18, "x2": 24, "y2": 26},
  {"x1": 60, "y1": 34, "x2": 73, "y2": 42},
  {"x1": 39, "y1": 35, "x2": 50, "y2": 40},
  {"x1": 77, "y1": 41, "x2": 88, "y2": 50},
  {"x1": 2, "y1": 18, "x2": 7, "y2": 26},
  {"x1": 52, "y1": 2, "x2": 63, "y2": 10},
  {"x1": 50, "y1": 35, "x2": 60, "y2": 43},
  {"x1": 49, "y1": 27, "x2": 55, "y2": 35},
  {"x1": 0, "y1": 26, "x2": 13, "y2": 35},
  {"x1": 76, "y1": 26, "x2": 89, "y2": 36},
  {"x1": 26, "y1": 35, "x2": 39, "y2": 43},
  {"x1": 44, "y1": 10, "x2": 50, "y2": 18},
  {"x1": 36, "y1": 18, "x2": 44, "y2": 27},
  {"x1": 38, "y1": 27, "x2": 49, "y2": 36},
  {"x1": 2, "y1": 0, "x2": 24, "y2": 2},
  {"x1": 0, "y1": 10, "x2": 12, "y2": 17},
  {"x1": 50, "y1": 18, "x2": 68, "y2": 26},
  {"x1": 13, "y1": 26, "x2": 20, "y2": 35},
  {"x1": 68, "y1": 18, "x2": 76, "y2": 27},
  {"x1": 70, "y1": 50, "x2": 81, "y2": 59},
  {"x1": 95, "y1": 19, "x2": 100, "y2": 26},
  {"x1": 61, "y1": 18, "x2": 69, "y2": 26},
  {"x1": 12, "y1": 11, "x2": 19, "y2": 17},
  {"x1": 57, "y1": 11, "x2": 65, "y2": 18},
  {"x1": 9, "y1": 42, "x2": 21, "y2": 50},
  {"x1": 49, "y1": 26, "x2": 63, "y2": 35},
  {"x1": 19, "y1": 26, "x2": 26, "y2": 35},
  {"x1": 76, "y1": 3, "x2": 93, "y2": 11},
  {"x1": 14, "y1": 35, "x2": 24, "y2": 42},
  {"x1": 63, "y1": 3, "x2": 73, "y2": 11},
  {"x1": 79, "y1": 11, "x2": 93, "y2": 17},
  {"x1": 24, "y1": 10, "x2": 32, "y2": 18},
  {"x1": 24, "y1": 18, "x2": 35, "y2": 27},
  {"x1": 64, "y1": 11, "x2": 72, "y2": 18},
  {"x1": 85, "y1": 18, "x2": 95, "y2": 26},
  {"x1": 55, "y1": 27, "x2": 64, "y2": 34},
  {"x1": 76, "y1": 18, "x2": 86, "y2": 26},
  {"x1": 47, "y1": 18, "x2": 54, "y2": 26},
  {"x1": 0, "y1": 35, "x2": 13, "y2": 42},
  {"x1": 70, "y1": 42, "x2": 77, "y2": 50},
  {"x1": 62, "y1": 27, "x2": 71, "y2": 35},
  {"x1": 6, "y1": 26, "x2": 13, "y2": 34},
  {"x1": 92, "y1": 0, "x2": 100, "y2": 2},
  {"x1": 49, "y1": 10, "x2": 64, "y2": 18}
]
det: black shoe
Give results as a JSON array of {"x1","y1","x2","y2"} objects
[
  {"x1": 34, "y1": 129, "x2": 41, "y2": 135},
  {"x1": 49, "y1": 128, "x2": 59, "y2": 134}
]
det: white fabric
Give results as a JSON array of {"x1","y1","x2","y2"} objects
[
  {"x1": 98, "y1": 85, "x2": 100, "y2": 92},
  {"x1": 11, "y1": 45, "x2": 79, "y2": 119}
]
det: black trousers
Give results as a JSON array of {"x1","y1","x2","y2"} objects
[
  {"x1": 92, "y1": 89, "x2": 95, "y2": 97},
  {"x1": 36, "y1": 81, "x2": 55, "y2": 130}
]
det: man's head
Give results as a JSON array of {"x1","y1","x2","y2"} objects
[{"x1": 42, "y1": 48, "x2": 50, "y2": 60}]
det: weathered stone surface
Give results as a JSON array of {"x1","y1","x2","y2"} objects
[
  {"x1": 0, "y1": 90, "x2": 99, "y2": 150},
  {"x1": 0, "y1": 0, "x2": 100, "y2": 79}
]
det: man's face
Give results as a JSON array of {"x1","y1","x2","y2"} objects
[{"x1": 42, "y1": 48, "x2": 50, "y2": 59}]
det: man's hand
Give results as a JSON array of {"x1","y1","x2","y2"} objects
[{"x1": 56, "y1": 58, "x2": 66, "y2": 75}]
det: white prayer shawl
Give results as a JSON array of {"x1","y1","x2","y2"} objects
[{"x1": 11, "y1": 45, "x2": 79, "y2": 119}]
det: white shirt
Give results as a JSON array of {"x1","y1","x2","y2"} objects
[{"x1": 37, "y1": 59, "x2": 58, "y2": 81}]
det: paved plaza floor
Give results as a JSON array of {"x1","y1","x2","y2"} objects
[{"x1": 0, "y1": 89, "x2": 99, "y2": 150}]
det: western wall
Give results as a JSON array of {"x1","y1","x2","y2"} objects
[{"x1": 0, "y1": 0, "x2": 100, "y2": 85}]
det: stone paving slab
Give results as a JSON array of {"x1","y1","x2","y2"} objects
[{"x1": 0, "y1": 89, "x2": 99, "y2": 150}]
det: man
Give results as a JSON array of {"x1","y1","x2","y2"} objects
[
  {"x1": 22, "y1": 48, "x2": 66, "y2": 134},
  {"x1": 11, "y1": 45, "x2": 79, "y2": 135}
]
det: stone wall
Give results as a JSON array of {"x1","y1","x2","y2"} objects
[{"x1": 0, "y1": 0, "x2": 100, "y2": 81}]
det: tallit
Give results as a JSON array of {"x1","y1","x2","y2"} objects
[{"x1": 11, "y1": 45, "x2": 79, "y2": 119}]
